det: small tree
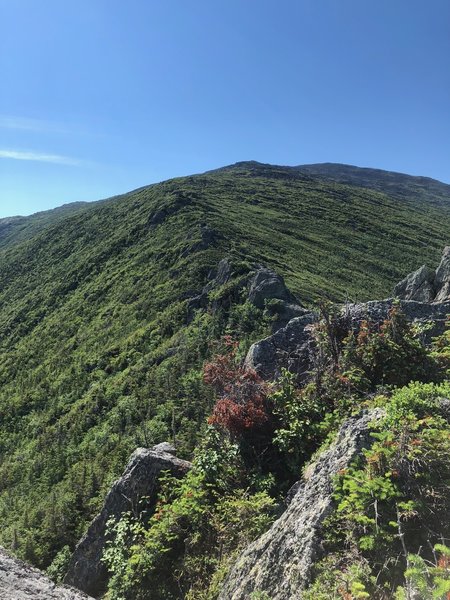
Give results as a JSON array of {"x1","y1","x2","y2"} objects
[
  {"x1": 204, "y1": 336, "x2": 271, "y2": 437},
  {"x1": 342, "y1": 305, "x2": 439, "y2": 389}
]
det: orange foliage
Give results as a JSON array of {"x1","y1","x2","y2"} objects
[{"x1": 204, "y1": 336, "x2": 271, "y2": 436}]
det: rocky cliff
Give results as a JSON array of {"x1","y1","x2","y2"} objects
[
  {"x1": 218, "y1": 408, "x2": 385, "y2": 600},
  {"x1": 0, "y1": 546, "x2": 94, "y2": 600},
  {"x1": 64, "y1": 443, "x2": 192, "y2": 597}
]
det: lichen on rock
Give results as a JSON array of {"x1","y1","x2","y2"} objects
[
  {"x1": 218, "y1": 408, "x2": 385, "y2": 600},
  {"x1": 0, "y1": 546, "x2": 93, "y2": 600},
  {"x1": 64, "y1": 443, "x2": 192, "y2": 597}
]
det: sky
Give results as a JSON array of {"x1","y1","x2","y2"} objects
[{"x1": 0, "y1": 0, "x2": 449, "y2": 218}]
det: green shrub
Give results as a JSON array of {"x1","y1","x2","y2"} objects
[
  {"x1": 309, "y1": 382, "x2": 450, "y2": 598},
  {"x1": 103, "y1": 428, "x2": 276, "y2": 600},
  {"x1": 395, "y1": 544, "x2": 450, "y2": 600},
  {"x1": 341, "y1": 305, "x2": 440, "y2": 389},
  {"x1": 46, "y1": 545, "x2": 72, "y2": 583}
]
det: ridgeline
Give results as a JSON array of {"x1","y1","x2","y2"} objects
[{"x1": 0, "y1": 162, "x2": 449, "y2": 592}]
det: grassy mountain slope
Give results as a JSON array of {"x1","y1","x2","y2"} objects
[
  {"x1": 0, "y1": 162, "x2": 449, "y2": 568},
  {"x1": 293, "y1": 162, "x2": 450, "y2": 206},
  {"x1": 0, "y1": 201, "x2": 93, "y2": 250}
]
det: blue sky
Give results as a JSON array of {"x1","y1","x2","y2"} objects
[{"x1": 1, "y1": 0, "x2": 449, "y2": 218}]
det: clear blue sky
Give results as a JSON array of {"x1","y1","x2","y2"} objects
[{"x1": 1, "y1": 0, "x2": 449, "y2": 218}]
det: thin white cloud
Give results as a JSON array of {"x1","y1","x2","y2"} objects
[
  {"x1": 0, "y1": 115, "x2": 103, "y2": 139},
  {"x1": 0, "y1": 115, "x2": 74, "y2": 135},
  {"x1": 0, "y1": 149, "x2": 84, "y2": 166}
]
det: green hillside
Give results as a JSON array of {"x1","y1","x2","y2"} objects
[
  {"x1": 0, "y1": 201, "x2": 94, "y2": 250},
  {"x1": 294, "y1": 162, "x2": 450, "y2": 206},
  {"x1": 0, "y1": 162, "x2": 449, "y2": 569}
]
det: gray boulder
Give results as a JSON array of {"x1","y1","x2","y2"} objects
[
  {"x1": 435, "y1": 246, "x2": 450, "y2": 286},
  {"x1": 245, "y1": 312, "x2": 316, "y2": 380},
  {"x1": 248, "y1": 267, "x2": 299, "y2": 309},
  {"x1": 0, "y1": 546, "x2": 93, "y2": 600},
  {"x1": 248, "y1": 267, "x2": 307, "y2": 330},
  {"x1": 394, "y1": 264, "x2": 436, "y2": 302},
  {"x1": 152, "y1": 441, "x2": 176, "y2": 455},
  {"x1": 218, "y1": 408, "x2": 385, "y2": 600},
  {"x1": 64, "y1": 444, "x2": 192, "y2": 597},
  {"x1": 435, "y1": 281, "x2": 450, "y2": 303},
  {"x1": 394, "y1": 247, "x2": 450, "y2": 303}
]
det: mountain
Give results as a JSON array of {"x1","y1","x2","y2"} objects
[
  {"x1": 293, "y1": 162, "x2": 450, "y2": 206},
  {"x1": 0, "y1": 202, "x2": 94, "y2": 250},
  {"x1": 0, "y1": 161, "x2": 449, "y2": 580}
]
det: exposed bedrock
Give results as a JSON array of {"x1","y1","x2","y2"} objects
[
  {"x1": 218, "y1": 408, "x2": 385, "y2": 600},
  {"x1": 64, "y1": 443, "x2": 192, "y2": 597},
  {"x1": 0, "y1": 546, "x2": 94, "y2": 600},
  {"x1": 246, "y1": 299, "x2": 450, "y2": 380}
]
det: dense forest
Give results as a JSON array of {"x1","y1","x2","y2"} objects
[{"x1": 0, "y1": 162, "x2": 449, "y2": 598}]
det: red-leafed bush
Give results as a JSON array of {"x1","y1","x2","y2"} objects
[{"x1": 204, "y1": 336, "x2": 271, "y2": 437}]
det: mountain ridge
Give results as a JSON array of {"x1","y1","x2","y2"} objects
[
  {"x1": 0, "y1": 159, "x2": 449, "y2": 580},
  {"x1": 3, "y1": 161, "x2": 449, "y2": 224}
]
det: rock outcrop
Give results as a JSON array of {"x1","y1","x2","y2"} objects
[
  {"x1": 218, "y1": 408, "x2": 385, "y2": 600},
  {"x1": 245, "y1": 312, "x2": 316, "y2": 380},
  {"x1": 64, "y1": 443, "x2": 192, "y2": 597},
  {"x1": 434, "y1": 246, "x2": 450, "y2": 302},
  {"x1": 247, "y1": 298, "x2": 450, "y2": 380},
  {"x1": 187, "y1": 260, "x2": 306, "y2": 330},
  {"x1": 247, "y1": 267, "x2": 307, "y2": 329},
  {"x1": 345, "y1": 298, "x2": 450, "y2": 343},
  {"x1": 0, "y1": 546, "x2": 93, "y2": 600},
  {"x1": 248, "y1": 267, "x2": 298, "y2": 309},
  {"x1": 394, "y1": 246, "x2": 450, "y2": 302},
  {"x1": 393, "y1": 264, "x2": 436, "y2": 302}
]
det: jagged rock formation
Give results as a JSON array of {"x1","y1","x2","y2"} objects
[
  {"x1": 246, "y1": 298, "x2": 450, "y2": 380},
  {"x1": 218, "y1": 408, "x2": 385, "y2": 600},
  {"x1": 188, "y1": 260, "x2": 306, "y2": 330},
  {"x1": 247, "y1": 266, "x2": 307, "y2": 329},
  {"x1": 435, "y1": 246, "x2": 450, "y2": 301},
  {"x1": 64, "y1": 443, "x2": 192, "y2": 597},
  {"x1": 0, "y1": 546, "x2": 93, "y2": 600},
  {"x1": 248, "y1": 267, "x2": 299, "y2": 309},
  {"x1": 395, "y1": 246, "x2": 450, "y2": 302},
  {"x1": 393, "y1": 264, "x2": 436, "y2": 302}
]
